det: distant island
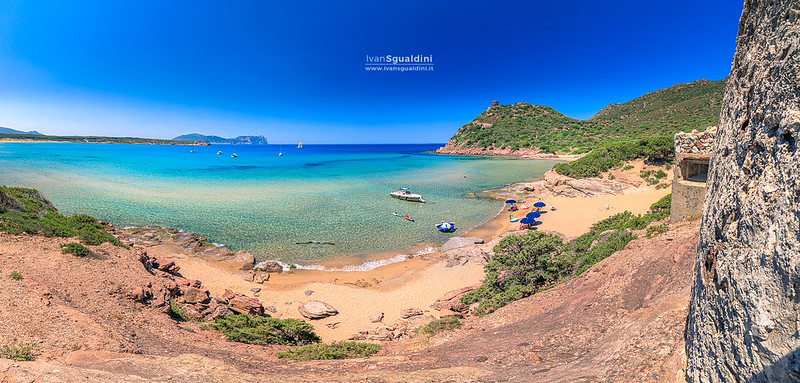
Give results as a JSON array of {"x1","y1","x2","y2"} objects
[
  {"x1": 173, "y1": 133, "x2": 269, "y2": 145},
  {"x1": 0, "y1": 127, "x2": 43, "y2": 135}
]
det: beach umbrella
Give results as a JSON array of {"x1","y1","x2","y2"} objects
[
  {"x1": 519, "y1": 217, "x2": 536, "y2": 224},
  {"x1": 533, "y1": 201, "x2": 546, "y2": 208},
  {"x1": 526, "y1": 212, "x2": 541, "y2": 219},
  {"x1": 505, "y1": 199, "x2": 517, "y2": 204}
]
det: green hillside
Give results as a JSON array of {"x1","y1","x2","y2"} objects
[
  {"x1": 439, "y1": 79, "x2": 726, "y2": 154},
  {"x1": 0, "y1": 133, "x2": 206, "y2": 146}
]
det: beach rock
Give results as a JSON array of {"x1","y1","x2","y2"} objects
[
  {"x1": 298, "y1": 301, "x2": 338, "y2": 319},
  {"x1": 219, "y1": 251, "x2": 255, "y2": 271},
  {"x1": 304, "y1": 290, "x2": 314, "y2": 296},
  {"x1": 370, "y1": 312, "x2": 384, "y2": 323},
  {"x1": 686, "y1": 1, "x2": 800, "y2": 381},
  {"x1": 250, "y1": 288, "x2": 261, "y2": 293},
  {"x1": 150, "y1": 255, "x2": 180, "y2": 274},
  {"x1": 440, "y1": 237, "x2": 484, "y2": 253},
  {"x1": 325, "y1": 322, "x2": 341, "y2": 329},
  {"x1": 206, "y1": 303, "x2": 232, "y2": 320},
  {"x1": 431, "y1": 285, "x2": 480, "y2": 313},
  {"x1": 400, "y1": 308, "x2": 423, "y2": 319},
  {"x1": 265, "y1": 306, "x2": 277, "y2": 313},
  {"x1": 254, "y1": 271, "x2": 270, "y2": 283},
  {"x1": 227, "y1": 294, "x2": 265, "y2": 316},
  {"x1": 257, "y1": 262, "x2": 283, "y2": 273},
  {"x1": 174, "y1": 277, "x2": 202, "y2": 288},
  {"x1": 180, "y1": 286, "x2": 210, "y2": 304}
]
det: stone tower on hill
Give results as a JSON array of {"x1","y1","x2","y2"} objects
[{"x1": 686, "y1": 0, "x2": 800, "y2": 382}]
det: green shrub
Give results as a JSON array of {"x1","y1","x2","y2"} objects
[
  {"x1": 649, "y1": 194, "x2": 671, "y2": 213},
  {"x1": 646, "y1": 225, "x2": 668, "y2": 238},
  {"x1": 414, "y1": 316, "x2": 462, "y2": 337},
  {"x1": 622, "y1": 164, "x2": 634, "y2": 171},
  {"x1": 461, "y1": 231, "x2": 569, "y2": 315},
  {"x1": 61, "y1": 243, "x2": 91, "y2": 257},
  {"x1": 8, "y1": 271, "x2": 22, "y2": 280},
  {"x1": 208, "y1": 314, "x2": 320, "y2": 346},
  {"x1": 640, "y1": 170, "x2": 653, "y2": 179},
  {"x1": 654, "y1": 170, "x2": 668, "y2": 179},
  {"x1": 553, "y1": 136, "x2": 674, "y2": 179},
  {"x1": 608, "y1": 174, "x2": 616, "y2": 180},
  {"x1": 169, "y1": 299, "x2": 190, "y2": 321},
  {"x1": 574, "y1": 229, "x2": 636, "y2": 275},
  {"x1": 277, "y1": 342, "x2": 380, "y2": 361},
  {"x1": 0, "y1": 342, "x2": 35, "y2": 361}
]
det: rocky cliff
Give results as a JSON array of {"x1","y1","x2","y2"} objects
[{"x1": 686, "y1": 1, "x2": 800, "y2": 381}]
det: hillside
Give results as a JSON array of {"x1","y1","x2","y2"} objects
[
  {"x1": 173, "y1": 133, "x2": 269, "y2": 145},
  {"x1": 436, "y1": 78, "x2": 726, "y2": 155},
  {"x1": 0, "y1": 127, "x2": 42, "y2": 135}
]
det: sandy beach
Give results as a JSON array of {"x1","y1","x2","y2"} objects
[{"x1": 154, "y1": 161, "x2": 672, "y2": 342}]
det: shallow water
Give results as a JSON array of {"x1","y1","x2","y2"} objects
[{"x1": 0, "y1": 143, "x2": 559, "y2": 264}]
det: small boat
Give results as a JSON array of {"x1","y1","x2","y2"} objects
[
  {"x1": 217, "y1": 151, "x2": 223, "y2": 155},
  {"x1": 231, "y1": 153, "x2": 238, "y2": 158},
  {"x1": 436, "y1": 222, "x2": 456, "y2": 233},
  {"x1": 392, "y1": 212, "x2": 414, "y2": 222},
  {"x1": 390, "y1": 187, "x2": 425, "y2": 202},
  {"x1": 297, "y1": 141, "x2": 303, "y2": 149},
  {"x1": 279, "y1": 145, "x2": 283, "y2": 156}
]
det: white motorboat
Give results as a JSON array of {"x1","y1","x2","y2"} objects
[
  {"x1": 217, "y1": 151, "x2": 223, "y2": 155},
  {"x1": 390, "y1": 187, "x2": 424, "y2": 202},
  {"x1": 231, "y1": 153, "x2": 238, "y2": 158}
]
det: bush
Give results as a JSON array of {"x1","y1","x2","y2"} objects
[
  {"x1": 646, "y1": 225, "x2": 668, "y2": 238},
  {"x1": 276, "y1": 342, "x2": 381, "y2": 361},
  {"x1": 622, "y1": 164, "x2": 634, "y2": 171},
  {"x1": 553, "y1": 136, "x2": 674, "y2": 179},
  {"x1": 8, "y1": 271, "x2": 22, "y2": 280},
  {"x1": 654, "y1": 170, "x2": 668, "y2": 179},
  {"x1": 208, "y1": 314, "x2": 320, "y2": 346},
  {"x1": 461, "y1": 231, "x2": 569, "y2": 315},
  {"x1": 169, "y1": 299, "x2": 190, "y2": 321},
  {"x1": 61, "y1": 243, "x2": 91, "y2": 257},
  {"x1": 414, "y1": 316, "x2": 462, "y2": 337},
  {"x1": 0, "y1": 342, "x2": 35, "y2": 361}
]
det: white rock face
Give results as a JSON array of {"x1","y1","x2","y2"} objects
[{"x1": 685, "y1": 1, "x2": 800, "y2": 382}]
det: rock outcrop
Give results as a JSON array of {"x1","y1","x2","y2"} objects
[
  {"x1": 686, "y1": 1, "x2": 800, "y2": 382},
  {"x1": 297, "y1": 300, "x2": 338, "y2": 319}
]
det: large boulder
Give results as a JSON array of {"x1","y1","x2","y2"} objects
[
  {"x1": 431, "y1": 285, "x2": 480, "y2": 313},
  {"x1": 257, "y1": 261, "x2": 283, "y2": 273},
  {"x1": 400, "y1": 308, "x2": 423, "y2": 319},
  {"x1": 298, "y1": 301, "x2": 338, "y2": 319},
  {"x1": 685, "y1": 1, "x2": 800, "y2": 382},
  {"x1": 217, "y1": 289, "x2": 264, "y2": 316},
  {"x1": 180, "y1": 286, "x2": 210, "y2": 304}
]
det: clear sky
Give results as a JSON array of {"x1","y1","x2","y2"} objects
[{"x1": 0, "y1": 1, "x2": 743, "y2": 144}]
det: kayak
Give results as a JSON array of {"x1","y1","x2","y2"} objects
[
  {"x1": 393, "y1": 212, "x2": 414, "y2": 222},
  {"x1": 510, "y1": 218, "x2": 519, "y2": 222}
]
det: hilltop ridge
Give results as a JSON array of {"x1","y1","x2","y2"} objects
[{"x1": 436, "y1": 78, "x2": 726, "y2": 156}]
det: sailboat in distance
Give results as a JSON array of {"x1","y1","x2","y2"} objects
[{"x1": 297, "y1": 141, "x2": 303, "y2": 149}]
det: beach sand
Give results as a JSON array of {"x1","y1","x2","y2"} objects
[{"x1": 161, "y1": 166, "x2": 672, "y2": 342}]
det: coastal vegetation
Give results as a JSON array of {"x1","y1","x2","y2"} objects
[
  {"x1": 414, "y1": 315, "x2": 462, "y2": 338},
  {"x1": 552, "y1": 135, "x2": 674, "y2": 178},
  {"x1": 439, "y1": 79, "x2": 724, "y2": 155},
  {"x1": 0, "y1": 342, "x2": 36, "y2": 361},
  {"x1": 276, "y1": 342, "x2": 381, "y2": 361},
  {"x1": 0, "y1": 186, "x2": 121, "y2": 246},
  {"x1": 60, "y1": 243, "x2": 91, "y2": 257},
  {"x1": 462, "y1": 194, "x2": 671, "y2": 315},
  {"x1": 0, "y1": 133, "x2": 205, "y2": 145},
  {"x1": 207, "y1": 314, "x2": 320, "y2": 346},
  {"x1": 8, "y1": 271, "x2": 22, "y2": 280}
]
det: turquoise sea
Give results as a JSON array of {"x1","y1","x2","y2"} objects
[{"x1": 0, "y1": 143, "x2": 559, "y2": 266}]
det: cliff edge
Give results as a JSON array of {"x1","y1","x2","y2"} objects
[{"x1": 686, "y1": 1, "x2": 800, "y2": 381}]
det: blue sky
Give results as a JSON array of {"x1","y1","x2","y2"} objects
[{"x1": 0, "y1": 1, "x2": 742, "y2": 143}]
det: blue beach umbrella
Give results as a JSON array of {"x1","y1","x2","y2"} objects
[
  {"x1": 505, "y1": 199, "x2": 517, "y2": 204},
  {"x1": 519, "y1": 217, "x2": 536, "y2": 224},
  {"x1": 533, "y1": 201, "x2": 546, "y2": 208},
  {"x1": 526, "y1": 212, "x2": 541, "y2": 219}
]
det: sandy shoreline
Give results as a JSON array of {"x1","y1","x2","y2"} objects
[{"x1": 148, "y1": 159, "x2": 671, "y2": 342}]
